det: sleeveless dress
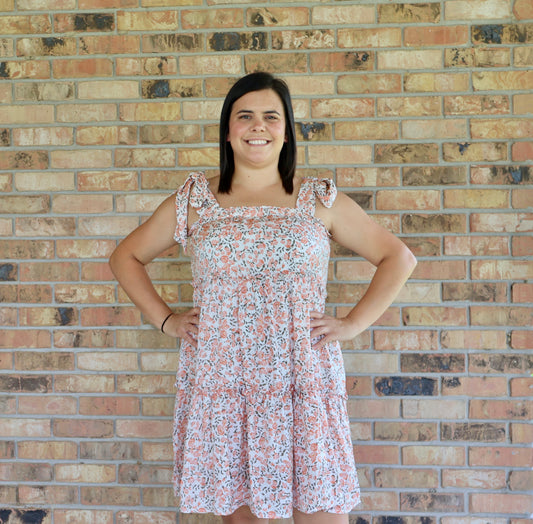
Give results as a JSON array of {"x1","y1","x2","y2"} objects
[{"x1": 172, "y1": 171, "x2": 360, "y2": 518}]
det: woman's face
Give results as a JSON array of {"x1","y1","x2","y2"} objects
[{"x1": 227, "y1": 89, "x2": 287, "y2": 171}]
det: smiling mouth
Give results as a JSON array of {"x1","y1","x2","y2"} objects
[{"x1": 246, "y1": 139, "x2": 270, "y2": 145}]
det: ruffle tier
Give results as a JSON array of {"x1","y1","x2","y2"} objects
[{"x1": 172, "y1": 385, "x2": 359, "y2": 518}]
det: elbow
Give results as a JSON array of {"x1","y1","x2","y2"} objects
[{"x1": 402, "y1": 244, "x2": 417, "y2": 275}]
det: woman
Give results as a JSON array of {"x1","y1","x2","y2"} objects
[{"x1": 109, "y1": 72, "x2": 417, "y2": 523}]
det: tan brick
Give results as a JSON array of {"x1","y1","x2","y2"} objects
[
  {"x1": 115, "y1": 148, "x2": 175, "y2": 168},
  {"x1": 78, "y1": 170, "x2": 137, "y2": 191},
  {"x1": 117, "y1": 9, "x2": 178, "y2": 31},
  {"x1": 405, "y1": 72, "x2": 469, "y2": 92},
  {"x1": 80, "y1": 34, "x2": 140, "y2": 54},
  {"x1": 444, "y1": 235, "x2": 508, "y2": 256},
  {"x1": 15, "y1": 81, "x2": 74, "y2": 101},
  {"x1": 472, "y1": 118, "x2": 533, "y2": 139},
  {"x1": 78, "y1": 80, "x2": 139, "y2": 100},
  {"x1": 515, "y1": 46, "x2": 533, "y2": 67},
  {"x1": 377, "y1": 190, "x2": 440, "y2": 210},
  {"x1": 13, "y1": 127, "x2": 73, "y2": 146},
  {"x1": 444, "y1": 189, "x2": 509, "y2": 208},
  {"x1": 443, "y1": 142, "x2": 507, "y2": 162},
  {"x1": 445, "y1": 0, "x2": 511, "y2": 19},
  {"x1": 378, "y1": 96, "x2": 441, "y2": 117},
  {"x1": 0, "y1": 105, "x2": 53, "y2": 124},
  {"x1": 18, "y1": 441, "x2": 77, "y2": 460},
  {"x1": 0, "y1": 418, "x2": 51, "y2": 437},
  {"x1": 472, "y1": 260, "x2": 533, "y2": 280},
  {"x1": 0, "y1": 15, "x2": 51, "y2": 34},
  {"x1": 180, "y1": 55, "x2": 241, "y2": 75},
  {"x1": 183, "y1": 8, "x2": 243, "y2": 28},
  {"x1": 442, "y1": 376, "x2": 508, "y2": 396},
  {"x1": 56, "y1": 464, "x2": 116, "y2": 483},
  {"x1": 77, "y1": 126, "x2": 136, "y2": 146},
  {"x1": 511, "y1": 423, "x2": 533, "y2": 443},
  {"x1": 54, "y1": 374, "x2": 114, "y2": 393},
  {"x1": 308, "y1": 145, "x2": 372, "y2": 165},
  {"x1": 403, "y1": 445, "x2": 465, "y2": 465},
  {"x1": 402, "y1": 118, "x2": 467, "y2": 139},
  {"x1": 55, "y1": 284, "x2": 115, "y2": 304},
  {"x1": 405, "y1": 25, "x2": 469, "y2": 46},
  {"x1": 338, "y1": 74, "x2": 401, "y2": 94},
  {"x1": 403, "y1": 306, "x2": 468, "y2": 326},
  {"x1": 335, "y1": 120, "x2": 398, "y2": 141},
  {"x1": 514, "y1": 93, "x2": 533, "y2": 114},
  {"x1": 339, "y1": 27, "x2": 401, "y2": 48},
  {"x1": 0, "y1": 195, "x2": 49, "y2": 214},
  {"x1": 20, "y1": 262, "x2": 78, "y2": 282},
  {"x1": 57, "y1": 103, "x2": 117, "y2": 123},
  {"x1": 54, "y1": 510, "x2": 113, "y2": 524},
  {"x1": 52, "y1": 194, "x2": 113, "y2": 214},
  {"x1": 337, "y1": 167, "x2": 400, "y2": 187},
  {"x1": 471, "y1": 212, "x2": 533, "y2": 233},
  {"x1": 471, "y1": 305, "x2": 533, "y2": 326},
  {"x1": 116, "y1": 419, "x2": 172, "y2": 438},
  {"x1": 474, "y1": 70, "x2": 533, "y2": 90},
  {"x1": 444, "y1": 94, "x2": 510, "y2": 115},
  {"x1": 313, "y1": 4, "x2": 374, "y2": 25},
  {"x1": 379, "y1": 50, "x2": 441, "y2": 70},
  {"x1": 15, "y1": 217, "x2": 76, "y2": 237},
  {"x1": 50, "y1": 150, "x2": 112, "y2": 169}
]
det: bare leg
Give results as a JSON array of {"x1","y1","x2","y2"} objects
[
  {"x1": 292, "y1": 509, "x2": 348, "y2": 524},
  {"x1": 221, "y1": 505, "x2": 269, "y2": 524}
]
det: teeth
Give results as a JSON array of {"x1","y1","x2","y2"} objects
[{"x1": 247, "y1": 139, "x2": 268, "y2": 145}]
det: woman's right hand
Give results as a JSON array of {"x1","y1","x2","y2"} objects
[{"x1": 162, "y1": 307, "x2": 200, "y2": 346}]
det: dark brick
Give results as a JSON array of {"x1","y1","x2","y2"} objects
[
  {"x1": 442, "y1": 422, "x2": 506, "y2": 442},
  {"x1": 401, "y1": 353, "x2": 465, "y2": 373},
  {"x1": 403, "y1": 166, "x2": 467, "y2": 186},
  {"x1": 402, "y1": 213, "x2": 466, "y2": 234},
  {"x1": 375, "y1": 376, "x2": 437, "y2": 396},
  {"x1": 209, "y1": 32, "x2": 267, "y2": 52},
  {"x1": 0, "y1": 264, "x2": 17, "y2": 281},
  {"x1": 400, "y1": 492, "x2": 464, "y2": 512},
  {"x1": 74, "y1": 14, "x2": 114, "y2": 31},
  {"x1": 346, "y1": 191, "x2": 373, "y2": 210},
  {"x1": 0, "y1": 375, "x2": 51, "y2": 393},
  {"x1": 472, "y1": 24, "x2": 503, "y2": 44}
]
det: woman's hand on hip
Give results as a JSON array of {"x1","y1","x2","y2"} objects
[
  {"x1": 309, "y1": 310, "x2": 362, "y2": 350},
  {"x1": 162, "y1": 307, "x2": 200, "y2": 346}
]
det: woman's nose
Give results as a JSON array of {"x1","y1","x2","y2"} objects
[{"x1": 250, "y1": 117, "x2": 265, "y2": 131}]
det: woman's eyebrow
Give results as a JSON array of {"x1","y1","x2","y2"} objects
[{"x1": 236, "y1": 109, "x2": 281, "y2": 115}]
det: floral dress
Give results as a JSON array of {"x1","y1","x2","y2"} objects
[{"x1": 172, "y1": 171, "x2": 360, "y2": 518}]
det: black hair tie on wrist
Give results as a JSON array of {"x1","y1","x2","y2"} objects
[{"x1": 161, "y1": 313, "x2": 173, "y2": 333}]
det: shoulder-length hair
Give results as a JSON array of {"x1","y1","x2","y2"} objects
[{"x1": 218, "y1": 72, "x2": 297, "y2": 194}]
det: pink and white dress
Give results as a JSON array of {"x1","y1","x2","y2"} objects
[{"x1": 172, "y1": 171, "x2": 360, "y2": 518}]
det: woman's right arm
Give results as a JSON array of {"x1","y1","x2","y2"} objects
[{"x1": 108, "y1": 194, "x2": 199, "y2": 345}]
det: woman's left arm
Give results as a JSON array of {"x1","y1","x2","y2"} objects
[{"x1": 311, "y1": 191, "x2": 417, "y2": 349}]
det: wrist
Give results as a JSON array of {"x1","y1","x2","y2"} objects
[{"x1": 160, "y1": 312, "x2": 174, "y2": 333}]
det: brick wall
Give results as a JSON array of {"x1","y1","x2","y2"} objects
[{"x1": 1, "y1": 0, "x2": 532, "y2": 522}]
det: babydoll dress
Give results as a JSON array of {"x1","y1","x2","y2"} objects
[{"x1": 172, "y1": 171, "x2": 360, "y2": 518}]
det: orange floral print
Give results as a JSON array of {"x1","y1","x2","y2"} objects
[{"x1": 172, "y1": 172, "x2": 360, "y2": 518}]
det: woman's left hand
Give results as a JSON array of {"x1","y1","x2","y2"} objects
[{"x1": 309, "y1": 310, "x2": 362, "y2": 349}]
